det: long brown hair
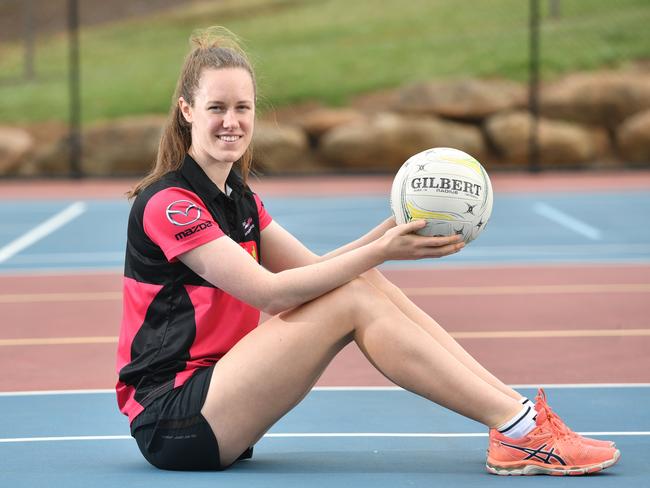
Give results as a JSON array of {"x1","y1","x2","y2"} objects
[{"x1": 128, "y1": 26, "x2": 256, "y2": 199}]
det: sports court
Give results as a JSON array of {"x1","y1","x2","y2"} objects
[{"x1": 1, "y1": 171, "x2": 649, "y2": 487}]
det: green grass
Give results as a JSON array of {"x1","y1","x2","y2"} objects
[{"x1": 0, "y1": 0, "x2": 648, "y2": 124}]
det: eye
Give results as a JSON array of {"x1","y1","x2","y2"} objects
[
  {"x1": 208, "y1": 105, "x2": 225, "y2": 113},
  {"x1": 236, "y1": 104, "x2": 251, "y2": 112}
]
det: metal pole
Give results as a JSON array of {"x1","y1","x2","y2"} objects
[
  {"x1": 68, "y1": 0, "x2": 82, "y2": 177},
  {"x1": 528, "y1": 0, "x2": 541, "y2": 172},
  {"x1": 23, "y1": 0, "x2": 35, "y2": 81},
  {"x1": 549, "y1": 0, "x2": 561, "y2": 19}
]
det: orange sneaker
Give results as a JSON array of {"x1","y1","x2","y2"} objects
[
  {"x1": 534, "y1": 389, "x2": 616, "y2": 449},
  {"x1": 486, "y1": 398, "x2": 620, "y2": 475}
]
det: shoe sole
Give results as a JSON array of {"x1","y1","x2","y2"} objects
[{"x1": 486, "y1": 449, "x2": 620, "y2": 476}]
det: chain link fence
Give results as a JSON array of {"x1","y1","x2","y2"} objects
[{"x1": 0, "y1": 0, "x2": 648, "y2": 177}]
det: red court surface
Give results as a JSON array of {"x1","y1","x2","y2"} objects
[
  {"x1": 1, "y1": 170, "x2": 649, "y2": 393},
  {"x1": 1, "y1": 263, "x2": 648, "y2": 391}
]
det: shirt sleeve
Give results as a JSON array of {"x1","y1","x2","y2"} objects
[
  {"x1": 253, "y1": 193, "x2": 273, "y2": 230},
  {"x1": 143, "y1": 187, "x2": 225, "y2": 262}
]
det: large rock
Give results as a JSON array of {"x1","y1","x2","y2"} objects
[
  {"x1": 81, "y1": 115, "x2": 166, "y2": 175},
  {"x1": 28, "y1": 138, "x2": 71, "y2": 175},
  {"x1": 319, "y1": 112, "x2": 486, "y2": 171},
  {"x1": 9, "y1": 122, "x2": 70, "y2": 176},
  {"x1": 396, "y1": 78, "x2": 526, "y2": 120},
  {"x1": 485, "y1": 111, "x2": 610, "y2": 167},
  {"x1": 252, "y1": 120, "x2": 315, "y2": 173},
  {"x1": 0, "y1": 126, "x2": 34, "y2": 175},
  {"x1": 31, "y1": 115, "x2": 167, "y2": 176},
  {"x1": 541, "y1": 71, "x2": 650, "y2": 129},
  {"x1": 349, "y1": 89, "x2": 400, "y2": 114},
  {"x1": 295, "y1": 108, "x2": 367, "y2": 140},
  {"x1": 618, "y1": 109, "x2": 650, "y2": 164}
]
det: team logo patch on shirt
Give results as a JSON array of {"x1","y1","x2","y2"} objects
[
  {"x1": 242, "y1": 217, "x2": 255, "y2": 236},
  {"x1": 240, "y1": 240, "x2": 259, "y2": 261},
  {"x1": 166, "y1": 200, "x2": 201, "y2": 226},
  {"x1": 174, "y1": 221, "x2": 213, "y2": 240}
]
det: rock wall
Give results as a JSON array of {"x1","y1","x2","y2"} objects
[{"x1": 2, "y1": 66, "x2": 649, "y2": 177}]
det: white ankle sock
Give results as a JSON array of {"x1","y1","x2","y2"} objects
[
  {"x1": 520, "y1": 397, "x2": 535, "y2": 409},
  {"x1": 497, "y1": 404, "x2": 537, "y2": 439}
]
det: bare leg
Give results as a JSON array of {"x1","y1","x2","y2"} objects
[
  {"x1": 201, "y1": 277, "x2": 523, "y2": 467},
  {"x1": 361, "y1": 268, "x2": 524, "y2": 401}
]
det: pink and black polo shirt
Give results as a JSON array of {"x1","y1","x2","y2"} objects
[{"x1": 116, "y1": 155, "x2": 272, "y2": 424}]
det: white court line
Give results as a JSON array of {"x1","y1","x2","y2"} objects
[
  {"x1": 0, "y1": 389, "x2": 115, "y2": 396},
  {"x1": 1, "y1": 431, "x2": 648, "y2": 444},
  {"x1": 1, "y1": 383, "x2": 649, "y2": 397},
  {"x1": 6, "y1": 252, "x2": 123, "y2": 264},
  {"x1": 0, "y1": 435, "x2": 131, "y2": 443},
  {"x1": 0, "y1": 266, "x2": 122, "y2": 276},
  {"x1": 0, "y1": 202, "x2": 87, "y2": 264},
  {"x1": 456, "y1": 244, "x2": 650, "y2": 256},
  {"x1": 533, "y1": 202, "x2": 602, "y2": 240},
  {"x1": 1, "y1": 387, "x2": 647, "y2": 444},
  {"x1": 313, "y1": 384, "x2": 650, "y2": 390}
]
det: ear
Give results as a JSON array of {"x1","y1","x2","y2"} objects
[{"x1": 178, "y1": 97, "x2": 193, "y2": 123}]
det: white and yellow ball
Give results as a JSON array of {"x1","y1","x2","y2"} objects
[{"x1": 390, "y1": 147, "x2": 493, "y2": 243}]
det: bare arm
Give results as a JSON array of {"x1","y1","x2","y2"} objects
[
  {"x1": 179, "y1": 219, "x2": 463, "y2": 315},
  {"x1": 260, "y1": 217, "x2": 397, "y2": 272},
  {"x1": 320, "y1": 216, "x2": 397, "y2": 262}
]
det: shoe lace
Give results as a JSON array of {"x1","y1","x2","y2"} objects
[
  {"x1": 536, "y1": 389, "x2": 576, "y2": 441},
  {"x1": 547, "y1": 410, "x2": 572, "y2": 439}
]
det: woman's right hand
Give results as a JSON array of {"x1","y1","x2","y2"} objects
[{"x1": 376, "y1": 220, "x2": 465, "y2": 261}]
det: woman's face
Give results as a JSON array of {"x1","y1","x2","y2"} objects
[{"x1": 180, "y1": 67, "x2": 255, "y2": 166}]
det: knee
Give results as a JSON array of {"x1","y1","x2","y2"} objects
[
  {"x1": 329, "y1": 276, "x2": 390, "y2": 320},
  {"x1": 335, "y1": 275, "x2": 377, "y2": 301},
  {"x1": 361, "y1": 268, "x2": 403, "y2": 298},
  {"x1": 288, "y1": 276, "x2": 390, "y2": 328}
]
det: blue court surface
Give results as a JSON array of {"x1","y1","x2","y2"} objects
[
  {"x1": 1, "y1": 188, "x2": 649, "y2": 486},
  {"x1": 0, "y1": 190, "x2": 649, "y2": 272},
  {"x1": 1, "y1": 386, "x2": 649, "y2": 487}
]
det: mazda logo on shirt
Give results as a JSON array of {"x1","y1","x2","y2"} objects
[{"x1": 166, "y1": 200, "x2": 202, "y2": 226}]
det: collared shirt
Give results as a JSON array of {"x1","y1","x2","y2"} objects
[{"x1": 116, "y1": 155, "x2": 272, "y2": 424}]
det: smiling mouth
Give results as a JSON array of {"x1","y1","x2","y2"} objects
[{"x1": 217, "y1": 135, "x2": 242, "y2": 143}]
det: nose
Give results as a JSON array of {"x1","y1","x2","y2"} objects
[{"x1": 222, "y1": 109, "x2": 239, "y2": 129}]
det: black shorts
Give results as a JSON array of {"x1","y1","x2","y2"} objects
[{"x1": 130, "y1": 365, "x2": 253, "y2": 471}]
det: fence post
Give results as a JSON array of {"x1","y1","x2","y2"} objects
[
  {"x1": 549, "y1": 0, "x2": 561, "y2": 19},
  {"x1": 528, "y1": 0, "x2": 541, "y2": 172},
  {"x1": 68, "y1": 0, "x2": 82, "y2": 177},
  {"x1": 23, "y1": 0, "x2": 35, "y2": 81}
]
